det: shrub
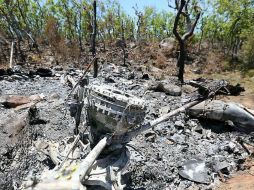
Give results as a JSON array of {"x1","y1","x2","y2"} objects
[
  {"x1": 155, "y1": 53, "x2": 167, "y2": 69},
  {"x1": 45, "y1": 16, "x2": 61, "y2": 47},
  {"x1": 246, "y1": 69, "x2": 254, "y2": 77},
  {"x1": 44, "y1": 16, "x2": 80, "y2": 61}
]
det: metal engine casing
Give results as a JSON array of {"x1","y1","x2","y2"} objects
[{"x1": 85, "y1": 85, "x2": 146, "y2": 145}]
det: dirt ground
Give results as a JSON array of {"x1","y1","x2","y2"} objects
[{"x1": 0, "y1": 44, "x2": 254, "y2": 189}]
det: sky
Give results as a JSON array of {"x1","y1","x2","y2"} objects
[{"x1": 118, "y1": 0, "x2": 171, "y2": 17}]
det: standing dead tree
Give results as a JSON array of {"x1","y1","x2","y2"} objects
[
  {"x1": 91, "y1": 0, "x2": 98, "y2": 78},
  {"x1": 121, "y1": 21, "x2": 127, "y2": 66},
  {"x1": 133, "y1": 5, "x2": 143, "y2": 45},
  {"x1": 169, "y1": 0, "x2": 201, "y2": 83}
]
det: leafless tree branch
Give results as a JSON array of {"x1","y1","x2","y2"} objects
[
  {"x1": 182, "y1": 12, "x2": 201, "y2": 40},
  {"x1": 173, "y1": 0, "x2": 186, "y2": 42}
]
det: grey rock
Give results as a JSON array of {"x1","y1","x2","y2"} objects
[
  {"x1": 129, "y1": 42, "x2": 136, "y2": 49},
  {"x1": 54, "y1": 66, "x2": 63, "y2": 71},
  {"x1": 48, "y1": 93, "x2": 60, "y2": 100},
  {"x1": 159, "y1": 38, "x2": 175, "y2": 50},
  {"x1": 162, "y1": 84, "x2": 182, "y2": 96},
  {"x1": 147, "y1": 82, "x2": 182, "y2": 96}
]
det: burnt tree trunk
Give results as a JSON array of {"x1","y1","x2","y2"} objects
[
  {"x1": 172, "y1": 0, "x2": 200, "y2": 83},
  {"x1": 78, "y1": 7, "x2": 83, "y2": 52},
  {"x1": 92, "y1": 0, "x2": 98, "y2": 78},
  {"x1": 177, "y1": 42, "x2": 185, "y2": 83},
  {"x1": 133, "y1": 6, "x2": 143, "y2": 47},
  {"x1": 121, "y1": 21, "x2": 126, "y2": 66}
]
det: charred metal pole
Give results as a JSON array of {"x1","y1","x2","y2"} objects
[
  {"x1": 9, "y1": 41, "x2": 14, "y2": 69},
  {"x1": 79, "y1": 136, "x2": 108, "y2": 183},
  {"x1": 92, "y1": 0, "x2": 98, "y2": 78},
  {"x1": 123, "y1": 99, "x2": 203, "y2": 142}
]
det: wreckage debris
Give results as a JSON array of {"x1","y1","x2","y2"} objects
[
  {"x1": 189, "y1": 100, "x2": 254, "y2": 131},
  {"x1": 35, "y1": 68, "x2": 53, "y2": 77},
  {"x1": 0, "y1": 106, "x2": 43, "y2": 146},
  {"x1": 0, "y1": 94, "x2": 44, "y2": 108},
  {"x1": 179, "y1": 159, "x2": 211, "y2": 184},
  {"x1": 0, "y1": 67, "x2": 54, "y2": 81},
  {"x1": 34, "y1": 72, "x2": 254, "y2": 189},
  {"x1": 1, "y1": 61, "x2": 254, "y2": 190},
  {"x1": 187, "y1": 78, "x2": 245, "y2": 96}
]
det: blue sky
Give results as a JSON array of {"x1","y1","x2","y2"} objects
[{"x1": 118, "y1": 0, "x2": 170, "y2": 16}]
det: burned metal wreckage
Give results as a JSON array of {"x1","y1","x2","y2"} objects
[
  {"x1": 21, "y1": 66, "x2": 253, "y2": 190},
  {"x1": 1, "y1": 64, "x2": 253, "y2": 189}
]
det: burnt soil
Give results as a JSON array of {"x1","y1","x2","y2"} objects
[{"x1": 0, "y1": 63, "x2": 254, "y2": 190}]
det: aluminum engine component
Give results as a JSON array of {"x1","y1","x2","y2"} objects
[{"x1": 86, "y1": 84, "x2": 146, "y2": 145}]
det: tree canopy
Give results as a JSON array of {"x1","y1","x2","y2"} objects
[{"x1": 0, "y1": 0, "x2": 253, "y2": 68}]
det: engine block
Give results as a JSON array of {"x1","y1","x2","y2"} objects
[{"x1": 85, "y1": 84, "x2": 146, "y2": 145}]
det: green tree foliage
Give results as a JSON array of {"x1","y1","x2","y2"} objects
[
  {"x1": 0, "y1": 0, "x2": 175, "y2": 46},
  {"x1": 241, "y1": 26, "x2": 254, "y2": 69},
  {"x1": 0, "y1": 0, "x2": 253, "y2": 71},
  {"x1": 203, "y1": 0, "x2": 254, "y2": 60}
]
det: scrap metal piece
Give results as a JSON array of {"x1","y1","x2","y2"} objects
[
  {"x1": 179, "y1": 159, "x2": 211, "y2": 184},
  {"x1": 212, "y1": 161, "x2": 230, "y2": 172},
  {"x1": 187, "y1": 79, "x2": 245, "y2": 96},
  {"x1": 83, "y1": 148, "x2": 130, "y2": 190},
  {"x1": 79, "y1": 136, "x2": 109, "y2": 184},
  {"x1": 189, "y1": 100, "x2": 254, "y2": 131}
]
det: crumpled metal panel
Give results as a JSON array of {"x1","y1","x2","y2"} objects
[{"x1": 189, "y1": 100, "x2": 254, "y2": 130}]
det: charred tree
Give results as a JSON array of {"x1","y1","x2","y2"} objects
[
  {"x1": 171, "y1": 0, "x2": 201, "y2": 83},
  {"x1": 121, "y1": 20, "x2": 127, "y2": 66},
  {"x1": 133, "y1": 5, "x2": 143, "y2": 45},
  {"x1": 91, "y1": 0, "x2": 98, "y2": 78}
]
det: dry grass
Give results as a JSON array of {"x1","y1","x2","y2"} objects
[
  {"x1": 154, "y1": 52, "x2": 167, "y2": 69},
  {"x1": 44, "y1": 16, "x2": 80, "y2": 62}
]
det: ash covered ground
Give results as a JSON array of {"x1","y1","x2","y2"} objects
[{"x1": 0, "y1": 63, "x2": 253, "y2": 190}]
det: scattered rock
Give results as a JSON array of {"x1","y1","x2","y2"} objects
[
  {"x1": 147, "y1": 82, "x2": 182, "y2": 96},
  {"x1": 129, "y1": 42, "x2": 136, "y2": 49},
  {"x1": 105, "y1": 76, "x2": 115, "y2": 83},
  {"x1": 169, "y1": 134, "x2": 185, "y2": 144},
  {"x1": 48, "y1": 93, "x2": 60, "y2": 100},
  {"x1": 159, "y1": 106, "x2": 169, "y2": 116},
  {"x1": 54, "y1": 66, "x2": 63, "y2": 71},
  {"x1": 163, "y1": 84, "x2": 182, "y2": 96},
  {"x1": 159, "y1": 38, "x2": 175, "y2": 50}
]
